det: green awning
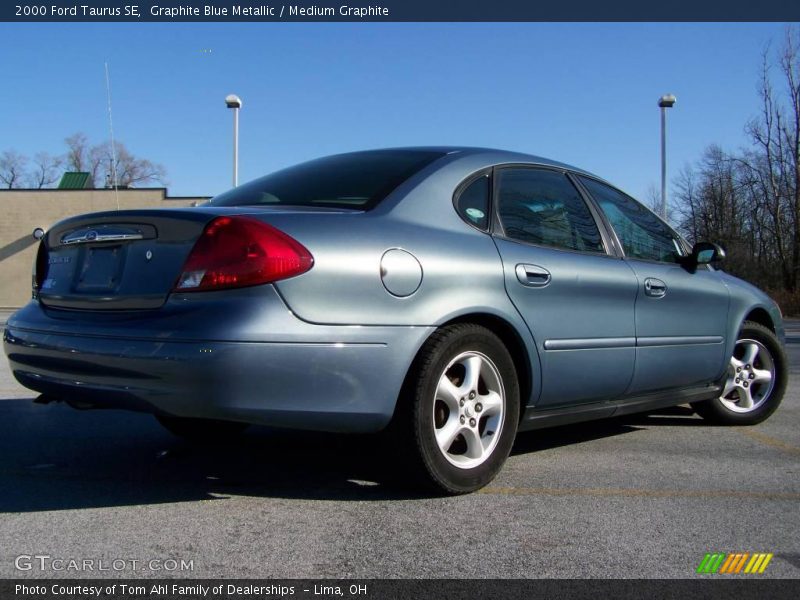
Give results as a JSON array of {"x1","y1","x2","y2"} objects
[{"x1": 57, "y1": 172, "x2": 93, "y2": 189}]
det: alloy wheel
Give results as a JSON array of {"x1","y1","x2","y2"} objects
[
  {"x1": 719, "y1": 338, "x2": 776, "y2": 413},
  {"x1": 432, "y1": 351, "x2": 505, "y2": 469}
]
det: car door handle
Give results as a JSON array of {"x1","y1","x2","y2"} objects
[
  {"x1": 515, "y1": 263, "x2": 551, "y2": 287},
  {"x1": 644, "y1": 277, "x2": 667, "y2": 298}
]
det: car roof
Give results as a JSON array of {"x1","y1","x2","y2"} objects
[{"x1": 353, "y1": 146, "x2": 605, "y2": 181}]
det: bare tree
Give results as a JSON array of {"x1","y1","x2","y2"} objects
[
  {"x1": 64, "y1": 132, "x2": 91, "y2": 172},
  {"x1": 673, "y1": 164, "x2": 700, "y2": 243},
  {"x1": 64, "y1": 133, "x2": 106, "y2": 186},
  {"x1": 644, "y1": 183, "x2": 661, "y2": 214},
  {"x1": 670, "y1": 27, "x2": 800, "y2": 311},
  {"x1": 94, "y1": 141, "x2": 167, "y2": 188},
  {"x1": 63, "y1": 133, "x2": 167, "y2": 188},
  {"x1": 673, "y1": 144, "x2": 777, "y2": 289},
  {"x1": 2, "y1": 133, "x2": 168, "y2": 191},
  {"x1": 736, "y1": 28, "x2": 800, "y2": 290},
  {"x1": 27, "y1": 152, "x2": 64, "y2": 189},
  {"x1": 0, "y1": 150, "x2": 28, "y2": 189}
]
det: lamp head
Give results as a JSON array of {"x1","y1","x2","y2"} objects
[
  {"x1": 658, "y1": 94, "x2": 676, "y2": 108},
  {"x1": 225, "y1": 94, "x2": 242, "y2": 109}
]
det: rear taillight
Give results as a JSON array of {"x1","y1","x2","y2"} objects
[{"x1": 174, "y1": 216, "x2": 313, "y2": 292}]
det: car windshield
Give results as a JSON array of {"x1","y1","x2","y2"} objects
[{"x1": 209, "y1": 149, "x2": 446, "y2": 210}]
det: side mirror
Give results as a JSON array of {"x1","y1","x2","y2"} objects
[
  {"x1": 32, "y1": 227, "x2": 45, "y2": 241},
  {"x1": 690, "y1": 241, "x2": 725, "y2": 265}
]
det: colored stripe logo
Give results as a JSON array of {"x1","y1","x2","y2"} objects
[{"x1": 696, "y1": 552, "x2": 773, "y2": 574}]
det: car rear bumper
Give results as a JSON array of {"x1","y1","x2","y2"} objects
[{"x1": 3, "y1": 289, "x2": 434, "y2": 433}]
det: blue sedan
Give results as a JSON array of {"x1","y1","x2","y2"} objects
[{"x1": 3, "y1": 147, "x2": 787, "y2": 493}]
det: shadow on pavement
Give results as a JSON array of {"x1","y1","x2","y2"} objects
[
  {"x1": 0, "y1": 397, "x2": 424, "y2": 512},
  {"x1": 511, "y1": 419, "x2": 644, "y2": 455},
  {"x1": 0, "y1": 398, "x2": 708, "y2": 513},
  {"x1": 511, "y1": 404, "x2": 707, "y2": 455},
  {"x1": 616, "y1": 404, "x2": 711, "y2": 427}
]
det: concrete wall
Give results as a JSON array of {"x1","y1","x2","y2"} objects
[{"x1": 0, "y1": 189, "x2": 206, "y2": 308}]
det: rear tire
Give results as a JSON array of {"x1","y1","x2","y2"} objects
[
  {"x1": 156, "y1": 415, "x2": 249, "y2": 442},
  {"x1": 692, "y1": 321, "x2": 786, "y2": 425},
  {"x1": 393, "y1": 323, "x2": 520, "y2": 495}
]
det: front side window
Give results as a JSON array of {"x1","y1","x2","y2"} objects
[
  {"x1": 578, "y1": 176, "x2": 683, "y2": 263},
  {"x1": 209, "y1": 149, "x2": 445, "y2": 210},
  {"x1": 496, "y1": 168, "x2": 604, "y2": 253}
]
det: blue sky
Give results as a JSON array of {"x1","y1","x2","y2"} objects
[{"x1": 0, "y1": 22, "x2": 789, "y2": 200}]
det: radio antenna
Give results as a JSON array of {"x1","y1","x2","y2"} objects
[{"x1": 104, "y1": 62, "x2": 120, "y2": 210}]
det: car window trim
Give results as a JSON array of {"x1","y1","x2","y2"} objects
[
  {"x1": 489, "y1": 163, "x2": 615, "y2": 258},
  {"x1": 569, "y1": 173, "x2": 626, "y2": 258},
  {"x1": 565, "y1": 171, "x2": 623, "y2": 259}
]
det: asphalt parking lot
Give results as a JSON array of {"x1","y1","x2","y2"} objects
[{"x1": 0, "y1": 310, "x2": 798, "y2": 579}]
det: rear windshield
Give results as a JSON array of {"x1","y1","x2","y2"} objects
[{"x1": 209, "y1": 149, "x2": 446, "y2": 210}]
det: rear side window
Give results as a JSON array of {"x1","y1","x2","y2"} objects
[
  {"x1": 210, "y1": 149, "x2": 445, "y2": 210},
  {"x1": 455, "y1": 174, "x2": 490, "y2": 230},
  {"x1": 496, "y1": 168, "x2": 604, "y2": 253},
  {"x1": 578, "y1": 176, "x2": 684, "y2": 263}
]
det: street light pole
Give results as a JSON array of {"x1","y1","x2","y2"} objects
[
  {"x1": 225, "y1": 94, "x2": 242, "y2": 187},
  {"x1": 658, "y1": 94, "x2": 676, "y2": 220}
]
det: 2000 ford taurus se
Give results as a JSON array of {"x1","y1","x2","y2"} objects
[{"x1": 3, "y1": 147, "x2": 787, "y2": 493}]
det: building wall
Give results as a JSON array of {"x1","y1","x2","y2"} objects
[{"x1": 0, "y1": 189, "x2": 206, "y2": 308}]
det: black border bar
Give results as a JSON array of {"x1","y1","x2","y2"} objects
[
  {"x1": 2, "y1": 1, "x2": 800, "y2": 22},
  {"x1": 3, "y1": 579, "x2": 800, "y2": 600}
]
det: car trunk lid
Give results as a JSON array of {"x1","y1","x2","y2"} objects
[
  {"x1": 36, "y1": 206, "x2": 359, "y2": 311},
  {"x1": 38, "y1": 209, "x2": 214, "y2": 310}
]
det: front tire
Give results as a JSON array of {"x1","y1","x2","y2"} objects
[
  {"x1": 692, "y1": 321, "x2": 787, "y2": 425},
  {"x1": 395, "y1": 323, "x2": 520, "y2": 494}
]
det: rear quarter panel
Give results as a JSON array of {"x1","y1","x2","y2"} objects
[
  {"x1": 272, "y1": 151, "x2": 536, "y2": 329},
  {"x1": 269, "y1": 152, "x2": 545, "y2": 407}
]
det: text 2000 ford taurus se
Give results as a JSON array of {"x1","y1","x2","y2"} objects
[{"x1": 3, "y1": 147, "x2": 787, "y2": 493}]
